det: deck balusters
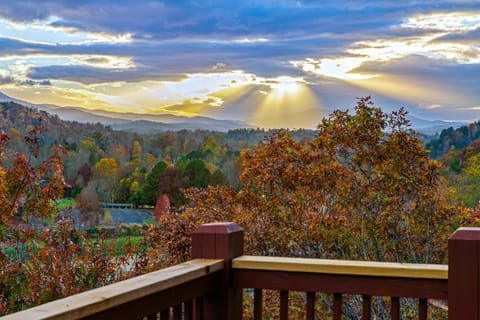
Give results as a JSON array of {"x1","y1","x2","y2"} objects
[
  {"x1": 280, "y1": 290, "x2": 289, "y2": 320},
  {"x1": 362, "y1": 295, "x2": 371, "y2": 320},
  {"x1": 306, "y1": 292, "x2": 315, "y2": 320},
  {"x1": 253, "y1": 289, "x2": 263, "y2": 320},
  {"x1": 418, "y1": 299, "x2": 427, "y2": 320},
  {"x1": 333, "y1": 293, "x2": 342, "y2": 320},
  {"x1": 391, "y1": 297, "x2": 400, "y2": 320},
  {"x1": 184, "y1": 300, "x2": 193, "y2": 320}
]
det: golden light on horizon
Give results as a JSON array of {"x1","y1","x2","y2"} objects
[{"x1": 252, "y1": 76, "x2": 324, "y2": 129}]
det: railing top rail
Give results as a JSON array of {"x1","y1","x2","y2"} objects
[
  {"x1": 232, "y1": 255, "x2": 447, "y2": 279},
  {"x1": 0, "y1": 259, "x2": 224, "y2": 320}
]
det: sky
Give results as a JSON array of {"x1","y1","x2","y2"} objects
[{"x1": 0, "y1": 1, "x2": 479, "y2": 128}]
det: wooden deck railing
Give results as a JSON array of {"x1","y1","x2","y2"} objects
[
  {"x1": 2, "y1": 222, "x2": 480, "y2": 319},
  {"x1": 233, "y1": 256, "x2": 448, "y2": 319}
]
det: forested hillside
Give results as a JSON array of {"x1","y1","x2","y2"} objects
[
  {"x1": 426, "y1": 121, "x2": 480, "y2": 158},
  {"x1": 0, "y1": 101, "x2": 316, "y2": 210}
]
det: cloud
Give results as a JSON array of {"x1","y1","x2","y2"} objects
[
  {"x1": 291, "y1": 11, "x2": 480, "y2": 80},
  {"x1": 0, "y1": 1, "x2": 479, "y2": 126}
]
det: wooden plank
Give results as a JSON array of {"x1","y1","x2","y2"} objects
[
  {"x1": 232, "y1": 256, "x2": 447, "y2": 279},
  {"x1": 333, "y1": 294, "x2": 342, "y2": 320},
  {"x1": 0, "y1": 259, "x2": 223, "y2": 320},
  {"x1": 194, "y1": 296, "x2": 203, "y2": 320},
  {"x1": 419, "y1": 298, "x2": 427, "y2": 320},
  {"x1": 306, "y1": 292, "x2": 315, "y2": 320},
  {"x1": 160, "y1": 309, "x2": 170, "y2": 320},
  {"x1": 253, "y1": 289, "x2": 263, "y2": 320},
  {"x1": 184, "y1": 301, "x2": 193, "y2": 320},
  {"x1": 84, "y1": 272, "x2": 221, "y2": 320},
  {"x1": 362, "y1": 295, "x2": 371, "y2": 320},
  {"x1": 233, "y1": 269, "x2": 448, "y2": 299},
  {"x1": 448, "y1": 227, "x2": 480, "y2": 320},
  {"x1": 280, "y1": 290, "x2": 289, "y2": 320},
  {"x1": 172, "y1": 305, "x2": 181, "y2": 320},
  {"x1": 391, "y1": 297, "x2": 400, "y2": 320}
]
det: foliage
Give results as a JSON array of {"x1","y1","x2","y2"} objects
[
  {"x1": 426, "y1": 121, "x2": 480, "y2": 158},
  {"x1": 0, "y1": 126, "x2": 158, "y2": 315},
  {"x1": 163, "y1": 97, "x2": 462, "y2": 262},
  {"x1": 139, "y1": 161, "x2": 168, "y2": 206},
  {"x1": 156, "y1": 97, "x2": 478, "y2": 317},
  {"x1": 75, "y1": 187, "x2": 104, "y2": 227},
  {"x1": 0, "y1": 124, "x2": 65, "y2": 230},
  {"x1": 153, "y1": 194, "x2": 170, "y2": 220}
]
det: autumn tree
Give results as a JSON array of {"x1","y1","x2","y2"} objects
[
  {"x1": 94, "y1": 157, "x2": 120, "y2": 202},
  {"x1": 139, "y1": 161, "x2": 168, "y2": 206},
  {"x1": 0, "y1": 125, "x2": 156, "y2": 316},
  {"x1": 153, "y1": 194, "x2": 170, "y2": 221},
  {"x1": 76, "y1": 163, "x2": 93, "y2": 187},
  {"x1": 158, "y1": 97, "x2": 473, "y2": 265},
  {"x1": 158, "y1": 166, "x2": 187, "y2": 208},
  {"x1": 452, "y1": 153, "x2": 480, "y2": 207},
  {"x1": 0, "y1": 126, "x2": 65, "y2": 228},
  {"x1": 76, "y1": 187, "x2": 104, "y2": 226}
]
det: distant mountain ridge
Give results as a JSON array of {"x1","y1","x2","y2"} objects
[
  {"x1": 0, "y1": 92, "x2": 253, "y2": 132},
  {"x1": 0, "y1": 91, "x2": 466, "y2": 134}
]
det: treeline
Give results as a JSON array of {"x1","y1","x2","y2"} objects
[
  {"x1": 426, "y1": 121, "x2": 480, "y2": 158},
  {"x1": 0, "y1": 101, "x2": 316, "y2": 212},
  {"x1": 423, "y1": 120, "x2": 480, "y2": 207}
]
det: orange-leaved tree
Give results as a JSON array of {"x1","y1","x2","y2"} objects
[
  {"x1": 156, "y1": 97, "x2": 477, "y2": 318},
  {"x1": 0, "y1": 125, "x2": 145, "y2": 315},
  {"x1": 159, "y1": 97, "x2": 472, "y2": 264}
]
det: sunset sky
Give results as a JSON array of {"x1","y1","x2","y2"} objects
[{"x1": 0, "y1": 1, "x2": 479, "y2": 128}]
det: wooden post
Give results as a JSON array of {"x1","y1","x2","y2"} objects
[
  {"x1": 192, "y1": 222, "x2": 244, "y2": 320},
  {"x1": 448, "y1": 227, "x2": 480, "y2": 319}
]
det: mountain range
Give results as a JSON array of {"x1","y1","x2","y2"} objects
[{"x1": 0, "y1": 91, "x2": 466, "y2": 134}]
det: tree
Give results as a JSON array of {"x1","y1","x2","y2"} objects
[
  {"x1": 0, "y1": 127, "x2": 160, "y2": 316},
  {"x1": 94, "y1": 157, "x2": 120, "y2": 202},
  {"x1": 185, "y1": 159, "x2": 211, "y2": 188},
  {"x1": 0, "y1": 126, "x2": 65, "y2": 228},
  {"x1": 158, "y1": 166, "x2": 187, "y2": 208},
  {"x1": 76, "y1": 187, "x2": 104, "y2": 226},
  {"x1": 155, "y1": 98, "x2": 477, "y2": 318},
  {"x1": 140, "y1": 161, "x2": 168, "y2": 206},
  {"x1": 76, "y1": 163, "x2": 92, "y2": 187},
  {"x1": 157, "y1": 97, "x2": 476, "y2": 269},
  {"x1": 153, "y1": 194, "x2": 170, "y2": 221},
  {"x1": 452, "y1": 153, "x2": 480, "y2": 207}
]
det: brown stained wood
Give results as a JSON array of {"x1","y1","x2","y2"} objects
[
  {"x1": 333, "y1": 294, "x2": 342, "y2": 320},
  {"x1": 280, "y1": 290, "x2": 289, "y2": 320},
  {"x1": 391, "y1": 297, "x2": 400, "y2": 320},
  {"x1": 172, "y1": 305, "x2": 181, "y2": 320},
  {"x1": 232, "y1": 256, "x2": 447, "y2": 279},
  {"x1": 306, "y1": 292, "x2": 315, "y2": 320},
  {"x1": 194, "y1": 297, "x2": 203, "y2": 320},
  {"x1": 1, "y1": 259, "x2": 223, "y2": 320},
  {"x1": 83, "y1": 272, "x2": 221, "y2": 320},
  {"x1": 192, "y1": 222, "x2": 244, "y2": 260},
  {"x1": 448, "y1": 227, "x2": 480, "y2": 320},
  {"x1": 254, "y1": 289, "x2": 263, "y2": 320},
  {"x1": 147, "y1": 313, "x2": 159, "y2": 320},
  {"x1": 184, "y1": 301, "x2": 193, "y2": 320},
  {"x1": 160, "y1": 309, "x2": 170, "y2": 320},
  {"x1": 419, "y1": 299, "x2": 427, "y2": 320},
  {"x1": 191, "y1": 222, "x2": 244, "y2": 320},
  {"x1": 233, "y1": 269, "x2": 448, "y2": 299},
  {"x1": 362, "y1": 295, "x2": 371, "y2": 320}
]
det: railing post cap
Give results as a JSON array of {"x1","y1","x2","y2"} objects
[
  {"x1": 193, "y1": 222, "x2": 244, "y2": 235},
  {"x1": 449, "y1": 227, "x2": 480, "y2": 241}
]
